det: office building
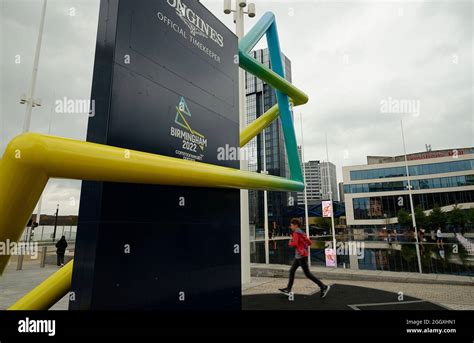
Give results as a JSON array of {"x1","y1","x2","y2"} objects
[
  {"x1": 342, "y1": 148, "x2": 474, "y2": 228},
  {"x1": 321, "y1": 161, "x2": 338, "y2": 201},
  {"x1": 297, "y1": 160, "x2": 339, "y2": 205},
  {"x1": 339, "y1": 182, "x2": 345, "y2": 203}
]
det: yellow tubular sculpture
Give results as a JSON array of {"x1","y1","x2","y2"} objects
[
  {"x1": 1, "y1": 132, "x2": 305, "y2": 310},
  {"x1": 240, "y1": 100, "x2": 296, "y2": 148},
  {"x1": 8, "y1": 260, "x2": 73, "y2": 310},
  {"x1": 0, "y1": 133, "x2": 304, "y2": 275},
  {"x1": 240, "y1": 104, "x2": 280, "y2": 148},
  {"x1": 2, "y1": 10, "x2": 312, "y2": 310}
]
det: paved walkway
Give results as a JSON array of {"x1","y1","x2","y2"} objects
[
  {"x1": 243, "y1": 283, "x2": 446, "y2": 310},
  {"x1": 251, "y1": 263, "x2": 474, "y2": 285},
  {"x1": 248, "y1": 263, "x2": 474, "y2": 310},
  {"x1": 0, "y1": 262, "x2": 69, "y2": 310},
  {"x1": 243, "y1": 277, "x2": 474, "y2": 310},
  {"x1": 1, "y1": 262, "x2": 473, "y2": 310}
]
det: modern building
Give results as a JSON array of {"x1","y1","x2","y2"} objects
[
  {"x1": 298, "y1": 160, "x2": 322, "y2": 205},
  {"x1": 321, "y1": 161, "x2": 338, "y2": 202},
  {"x1": 245, "y1": 48, "x2": 294, "y2": 231},
  {"x1": 297, "y1": 160, "x2": 339, "y2": 205},
  {"x1": 339, "y1": 182, "x2": 345, "y2": 203},
  {"x1": 342, "y1": 148, "x2": 474, "y2": 228}
]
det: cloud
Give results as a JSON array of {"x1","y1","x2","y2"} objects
[
  {"x1": 209, "y1": 0, "x2": 473, "y2": 181},
  {"x1": 1, "y1": 0, "x2": 99, "y2": 214},
  {"x1": 1, "y1": 0, "x2": 472, "y2": 215}
]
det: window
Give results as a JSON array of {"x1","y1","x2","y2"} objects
[
  {"x1": 350, "y1": 159, "x2": 474, "y2": 181},
  {"x1": 467, "y1": 175, "x2": 474, "y2": 186},
  {"x1": 352, "y1": 191, "x2": 474, "y2": 219},
  {"x1": 344, "y1": 175, "x2": 474, "y2": 193}
]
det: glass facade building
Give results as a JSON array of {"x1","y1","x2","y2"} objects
[
  {"x1": 342, "y1": 148, "x2": 474, "y2": 227},
  {"x1": 353, "y1": 191, "x2": 474, "y2": 220},
  {"x1": 350, "y1": 159, "x2": 474, "y2": 181},
  {"x1": 344, "y1": 174, "x2": 474, "y2": 194}
]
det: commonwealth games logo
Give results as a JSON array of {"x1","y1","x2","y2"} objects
[{"x1": 171, "y1": 97, "x2": 207, "y2": 154}]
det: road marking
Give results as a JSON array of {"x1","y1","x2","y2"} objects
[{"x1": 348, "y1": 300, "x2": 427, "y2": 310}]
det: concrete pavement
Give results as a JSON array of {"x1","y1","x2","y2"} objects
[
  {"x1": 251, "y1": 263, "x2": 474, "y2": 286},
  {"x1": 1, "y1": 261, "x2": 473, "y2": 310}
]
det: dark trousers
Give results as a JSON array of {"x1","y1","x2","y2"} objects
[
  {"x1": 286, "y1": 256, "x2": 325, "y2": 290},
  {"x1": 57, "y1": 253, "x2": 65, "y2": 266}
]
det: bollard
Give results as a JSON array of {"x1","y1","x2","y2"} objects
[
  {"x1": 16, "y1": 254, "x2": 24, "y2": 271},
  {"x1": 40, "y1": 246, "x2": 47, "y2": 268}
]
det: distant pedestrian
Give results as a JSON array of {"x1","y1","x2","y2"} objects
[
  {"x1": 55, "y1": 236, "x2": 68, "y2": 266},
  {"x1": 279, "y1": 218, "x2": 331, "y2": 299},
  {"x1": 418, "y1": 227, "x2": 425, "y2": 256},
  {"x1": 436, "y1": 226, "x2": 444, "y2": 249}
]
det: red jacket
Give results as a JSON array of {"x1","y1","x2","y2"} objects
[{"x1": 289, "y1": 230, "x2": 312, "y2": 257}]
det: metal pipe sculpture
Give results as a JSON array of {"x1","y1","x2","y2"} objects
[{"x1": 0, "y1": 12, "x2": 309, "y2": 310}]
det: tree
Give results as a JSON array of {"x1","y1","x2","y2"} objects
[
  {"x1": 467, "y1": 208, "x2": 474, "y2": 226},
  {"x1": 315, "y1": 217, "x2": 331, "y2": 231},
  {"x1": 448, "y1": 205, "x2": 466, "y2": 228},
  {"x1": 397, "y1": 208, "x2": 411, "y2": 227},
  {"x1": 428, "y1": 204, "x2": 447, "y2": 229},
  {"x1": 414, "y1": 205, "x2": 428, "y2": 229},
  {"x1": 71, "y1": 216, "x2": 78, "y2": 226}
]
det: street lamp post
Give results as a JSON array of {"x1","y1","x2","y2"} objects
[
  {"x1": 20, "y1": 0, "x2": 48, "y2": 236},
  {"x1": 52, "y1": 204, "x2": 59, "y2": 242},
  {"x1": 35, "y1": 100, "x2": 54, "y2": 229},
  {"x1": 262, "y1": 128, "x2": 269, "y2": 264},
  {"x1": 21, "y1": 0, "x2": 47, "y2": 133},
  {"x1": 224, "y1": 0, "x2": 256, "y2": 283},
  {"x1": 400, "y1": 120, "x2": 423, "y2": 274}
]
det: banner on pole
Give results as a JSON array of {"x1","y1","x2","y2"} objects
[
  {"x1": 325, "y1": 248, "x2": 336, "y2": 267},
  {"x1": 322, "y1": 200, "x2": 332, "y2": 218}
]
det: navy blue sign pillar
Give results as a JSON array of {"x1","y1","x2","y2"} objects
[{"x1": 70, "y1": 0, "x2": 241, "y2": 310}]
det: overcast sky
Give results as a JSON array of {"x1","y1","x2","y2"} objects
[{"x1": 0, "y1": 0, "x2": 472, "y2": 215}]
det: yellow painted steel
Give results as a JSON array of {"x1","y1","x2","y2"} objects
[
  {"x1": 240, "y1": 104, "x2": 279, "y2": 148},
  {"x1": 239, "y1": 100, "x2": 297, "y2": 148},
  {"x1": 2, "y1": 9, "x2": 312, "y2": 310},
  {"x1": 0, "y1": 133, "x2": 304, "y2": 275},
  {"x1": 8, "y1": 260, "x2": 73, "y2": 310}
]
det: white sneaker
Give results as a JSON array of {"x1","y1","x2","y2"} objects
[{"x1": 320, "y1": 285, "x2": 331, "y2": 299}]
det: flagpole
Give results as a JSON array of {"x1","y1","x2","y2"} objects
[
  {"x1": 22, "y1": 0, "x2": 47, "y2": 133},
  {"x1": 326, "y1": 133, "x2": 337, "y2": 267},
  {"x1": 400, "y1": 119, "x2": 422, "y2": 273},
  {"x1": 300, "y1": 113, "x2": 311, "y2": 266}
]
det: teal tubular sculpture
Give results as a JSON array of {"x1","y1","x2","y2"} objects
[{"x1": 238, "y1": 12, "x2": 309, "y2": 183}]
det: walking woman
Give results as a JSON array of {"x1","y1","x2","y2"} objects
[{"x1": 279, "y1": 218, "x2": 331, "y2": 298}]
